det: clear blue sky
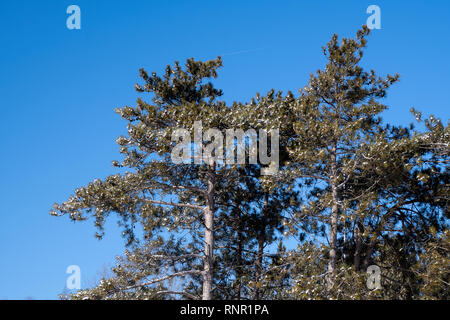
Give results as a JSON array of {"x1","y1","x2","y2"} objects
[{"x1": 0, "y1": 0, "x2": 448, "y2": 299}]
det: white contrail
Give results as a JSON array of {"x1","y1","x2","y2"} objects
[{"x1": 220, "y1": 47, "x2": 266, "y2": 56}]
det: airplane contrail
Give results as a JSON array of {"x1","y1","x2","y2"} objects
[{"x1": 220, "y1": 47, "x2": 266, "y2": 57}]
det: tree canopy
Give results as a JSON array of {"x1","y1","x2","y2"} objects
[{"x1": 52, "y1": 26, "x2": 449, "y2": 300}]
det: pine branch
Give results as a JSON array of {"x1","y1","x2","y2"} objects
[
  {"x1": 145, "y1": 199, "x2": 204, "y2": 211},
  {"x1": 126, "y1": 270, "x2": 203, "y2": 290},
  {"x1": 155, "y1": 290, "x2": 199, "y2": 300}
]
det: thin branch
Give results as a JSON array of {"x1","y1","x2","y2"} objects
[
  {"x1": 151, "y1": 181, "x2": 206, "y2": 194},
  {"x1": 155, "y1": 290, "x2": 199, "y2": 300},
  {"x1": 126, "y1": 270, "x2": 203, "y2": 290},
  {"x1": 148, "y1": 254, "x2": 204, "y2": 260},
  {"x1": 145, "y1": 199, "x2": 205, "y2": 211}
]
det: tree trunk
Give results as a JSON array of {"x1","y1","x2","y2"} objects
[
  {"x1": 254, "y1": 193, "x2": 268, "y2": 299},
  {"x1": 202, "y1": 165, "x2": 215, "y2": 300},
  {"x1": 236, "y1": 210, "x2": 243, "y2": 300},
  {"x1": 327, "y1": 144, "x2": 338, "y2": 288},
  {"x1": 354, "y1": 221, "x2": 363, "y2": 271}
]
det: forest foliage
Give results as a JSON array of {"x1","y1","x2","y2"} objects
[{"x1": 52, "y1": 26, "x2": 449, "y2": 300}]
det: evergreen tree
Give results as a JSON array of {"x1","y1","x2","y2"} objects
[
  {"x1": 51, "y1": 27, "x2": 448, "y2": 300},
  {"x1": 51, "y1": 57, "x2": 229, "y2": 300},
  {"x1": 287, "y1": 26, "x2": 399, "y2": 287}
]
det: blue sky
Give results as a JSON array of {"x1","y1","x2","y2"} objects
[{"x1": 0, "y1": 0, "x2": 448, "y2": 299}]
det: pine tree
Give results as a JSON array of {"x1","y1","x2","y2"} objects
[
  {"x1": 51, "y1": 27, "x2": 448, "y2": 300},
  {"x1": 287, "y1": 26, "x2": 400, "y2": 287},
  {"x1": 51, "y1": 57, "x2": 230, "y2": 300},
  {"x1": 50, "y1": 57, "x2": 298, "y2": 300}
]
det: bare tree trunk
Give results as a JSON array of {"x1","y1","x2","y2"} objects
[
  {"x1": 236, "y1": 211, "x2": 243, "y2": 300},
  {"x1": 254, "y1": 193, "x2": 268, "y2": 299},
  {"x1": 363, "y1": 238, "x2": 376, "y2": 271},
  {"x1": 254, "y1": 235, "x2": 264, "y2": 299},
  {"x1": 354, "y1": 221, "x2": 363, "y2": 271},
  {"x1": 202, "y1": 165, "x2": 215, "y2": 300},
  {"x1": 327, "y1": 144, "x2": 338, "y2": 288}
]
